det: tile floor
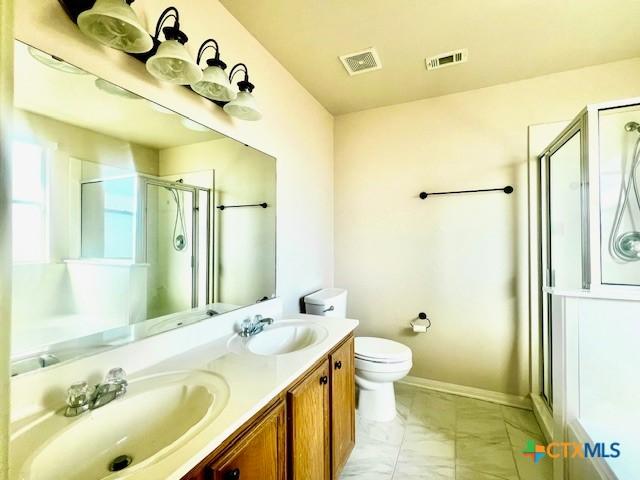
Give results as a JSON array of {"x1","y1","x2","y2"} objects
[{"x1": 341, "y1": 384, "x2": 552, "y2": 480}]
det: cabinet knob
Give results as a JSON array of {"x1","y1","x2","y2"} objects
[
  {"x1": 334, "y1": 360, "x2": 342, "y2": 370},
  {"x1": 319, "y1": 375, "x2": 328, "y2": 385},
  {"x1": 224, "y1": 468, "x2": 240, "y2": 480}
]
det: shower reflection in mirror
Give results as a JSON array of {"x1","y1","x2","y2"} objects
[{"x1": 10, "y1": 41, "x2": 276, "y2": 375}]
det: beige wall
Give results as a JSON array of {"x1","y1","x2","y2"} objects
[
  {"x1": 0, "y1": 0, "x2": 12, "y2": 475},
  {"x1": 13, "y1": 110, "x2": 159, "y2": 176},
  {"x1": 14, "y1": 0, "x2": 334, "y2": 314},
  {"x1": 334, "y1": 57, "x2": 640, "y2": 396}
]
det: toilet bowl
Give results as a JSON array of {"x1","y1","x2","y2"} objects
[
  {"x1": 354, "y1": 337, "x2": 412, "y2": 422},
  {"x1": 304, "y1": 289, "x2": 413, "y2": 422}
]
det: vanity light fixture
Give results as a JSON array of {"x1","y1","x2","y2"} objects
[
  {"x1": 145, "y1": 7, "x2": 202, "y2": 85},
  {"x1": 76, "y1": 0, "x2": 153, "y2": 54},
  {"x1": 223, "y1": 63, "x2": 262, "y2": 121},
  {"x1": 191, "y1": 39, "x2": 237, "y2": 102}
]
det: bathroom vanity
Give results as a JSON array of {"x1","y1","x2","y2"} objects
[
  {"x1": 183, "y1": 334, "x2": 354, "y2": 480},
  {"x1": 9, "y1": 310, "x2": 358, "y2": 480}
]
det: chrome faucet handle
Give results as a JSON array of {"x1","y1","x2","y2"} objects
[
  {"x1": 104, "y1": 368, "x2": 128, "y2": 394},
  {"x1": 240, "y1": 318, "x2": 253, "y2": 337},
  {"x1": 105, "y1": 367, "x2": 127, "y2": 384},
  {"x1": 65, "y1": 381, "x2": 91, "y2": 417}
]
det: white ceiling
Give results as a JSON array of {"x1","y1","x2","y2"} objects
[
  {"x1": 14, "y1": 42, "x2": 224, "y2": 150},
  {"x1": 220, "y1": 0, "x2": 640, "y2": 115}
]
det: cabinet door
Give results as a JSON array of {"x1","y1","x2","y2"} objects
[
  {"x1": 209, "y1": 401, "x2": 286, "y2": 480},
  {"x1": 287, "y1": 361, "x2": 330, "y2": 480},
  {"x1": 330, "y1": 337, "x2": 355, "y2": 478}
]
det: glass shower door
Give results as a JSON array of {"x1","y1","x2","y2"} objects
[
  {"x1": 539, "y1": 119, "x2": 589, "y2": 408},
  {"x1": 145, "y1": 182, "x2": 195, "y2": 319}
]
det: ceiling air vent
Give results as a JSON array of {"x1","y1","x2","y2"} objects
[
  {"x1": 339, "y1": 47, "x2": 382, "y2": 76},
  {"x1": 425, "y1": 49, "x2": 468, "y2": 71}
]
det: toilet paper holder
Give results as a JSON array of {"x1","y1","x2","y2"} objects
[{"x1": 410, "y1": 312, "x2": 431, "y2": 332}]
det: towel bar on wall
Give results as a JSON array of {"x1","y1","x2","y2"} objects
[
  {"x1": 216, "y1": 202, "x2": 268, "y2": 211},
  {"x1": 419, "y1": 186, "x2": 513, "y2": 199}
]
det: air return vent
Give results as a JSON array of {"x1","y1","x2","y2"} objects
[
  {"x1": 339, "y1": 48, "x2": 382, "y2": 76},
  {"x1": 425, "y1": 49, "x2": 468, "y2": 71}
]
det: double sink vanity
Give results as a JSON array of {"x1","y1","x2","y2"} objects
[{"x1": 10, "y1": 313, "x2": 358, "y2": 480}]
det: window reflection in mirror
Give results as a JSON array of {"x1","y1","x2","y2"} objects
[{"x1": 10, "y1": 41, "x2": 276, "y2": 375}]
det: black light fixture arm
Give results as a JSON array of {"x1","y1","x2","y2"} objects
[
  {"x1": 196, "y1": 38, "x2": 226, "y2": 68},
  {"x1": 229, "y1": 63, "x2": 254, "y2": 92},
  {"x1": 419, "y1": 185, "x2": 514, "y2": 199},
  {"x1": 153, "y1": 6, "x2": 186, "y2": 43}
]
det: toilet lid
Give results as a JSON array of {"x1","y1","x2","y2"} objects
[{"x1": 355, "y1": 337, "x2": 412, "y2": 363}]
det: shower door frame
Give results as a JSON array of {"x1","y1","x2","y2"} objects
[
  {"x1": 139, "y1": 175, "x2": 212, "y2": 309},
  {"x1": 537, "y1": 113, "x2": 590, "y2": 410}
]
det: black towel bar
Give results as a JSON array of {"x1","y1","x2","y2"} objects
[
  {"x1": 217, "y1": 202, "x2": 268, "y2": 210},
  {"x1": 419, "y1": 186, "x2": 513, "y2": 199}
]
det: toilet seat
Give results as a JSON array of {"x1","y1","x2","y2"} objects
[
  {"x1": 355, "y1": 337, "x2": 412, "y2": 364},
  {"x1": 355, "y1": 356, "x2": 412, "y2": 374}
]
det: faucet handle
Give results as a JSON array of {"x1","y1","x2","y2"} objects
[
  {"x1": 105, "y1": 368, "x2": 127, "y2": 387},
  {"x1": 67, "y1": 381, "x2": 90, "y2": 406}
]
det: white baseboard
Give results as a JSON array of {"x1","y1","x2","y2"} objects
[
  {"x1": 400, "y1": 376, "x2": 532, "y2": 410},
  {"x1": 530, "y1": 393, "x2": 553, "y2": 443},
  {"x1": 567, "y1": 420, "x2": 616, "y2": 480}
]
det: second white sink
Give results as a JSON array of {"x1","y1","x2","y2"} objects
[{"x1": 228, "y1": 321, "x2": 328, "y2": 356}]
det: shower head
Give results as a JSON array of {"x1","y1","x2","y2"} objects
[{"x1": 624, "y1": 121, "x2": 640, "y2": 133}]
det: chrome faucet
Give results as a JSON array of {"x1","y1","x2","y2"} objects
[
  {"x1": 64, "y1": 367, "x2": 128, "y2": 417},
  {"x1": 239, "y1": 314, "x2": 274, "y2": 337}
]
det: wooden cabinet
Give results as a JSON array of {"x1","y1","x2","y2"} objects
[
  {"x1": 329, "y1": 337, "x2": 355, "y2": 478},
  {"x1": 287, "y1": 360, "x2": 331, "y2": 480},
  {"x1": 208, "y1": 401, "x2": 286, "y2": 480},
  {"x1": 181, "y1": 334, "x2": 354, "y2": 480}
]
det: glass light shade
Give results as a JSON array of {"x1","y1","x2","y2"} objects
[
  {"x1": 146, "y1": 40, "x2": 203, "y2": 85},
  {"x1": 77, "y1": 0, "x2": 153, "y2": 54},
  {"x1": 180, "y1": 118, "x2": 210, "y2": 132},
  {"x1": 191, "y1": 65, "x2": 237, "y2": 102},
  {"x1": 28, "y1": 47, "x2": 87, "y2": 74},
  {"x1": 94, "y1": 78, "x2": 141, "y2": 99},
  {"x1": 223, "y1": 91, "x2": 262, "y2": 121}
]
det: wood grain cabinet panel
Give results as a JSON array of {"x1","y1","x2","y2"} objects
[
  {"x1": 329, "y1": 337, "x2": 355, "y2": 478},
  {"x1": 287, "y1": 360, "x2": 330, "y2": 480},
  {"x1": 180, "y1": 334, "x2": 356, "y2": 480},
  {"x1": 208, "y1": 402, "x2": 286, "y2": 480}
]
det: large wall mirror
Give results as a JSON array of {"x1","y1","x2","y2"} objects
[{"x1": 10, "y1": 41, "x2": 276, "y2": 375}]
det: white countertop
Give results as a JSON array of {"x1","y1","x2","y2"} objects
[{"x1": 10, "y1": 313, "x2": 358, "y2": 480}]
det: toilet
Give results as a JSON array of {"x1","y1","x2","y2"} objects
[{"x1": 304, "y1": 288, "x2": 412, "y2": 422}]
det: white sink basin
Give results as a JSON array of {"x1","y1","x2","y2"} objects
[
  {"x1": 12, "y1": 370, "x2": 229, "y2": 480},
  {"x1": 227, "y1": 321, "x2": 328, "y2": 356}
]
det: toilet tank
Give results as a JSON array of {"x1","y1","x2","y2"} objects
[{"x1": 304, "y1": 288, "x2": 347, "y2": 318}]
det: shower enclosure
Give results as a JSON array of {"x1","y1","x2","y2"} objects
[
  {"x1": 535, "y1": 97, "x2": 640, "y2": 410},
  {"x1": 80, "y1": 174, "x2": 211, "y2": 319}
]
